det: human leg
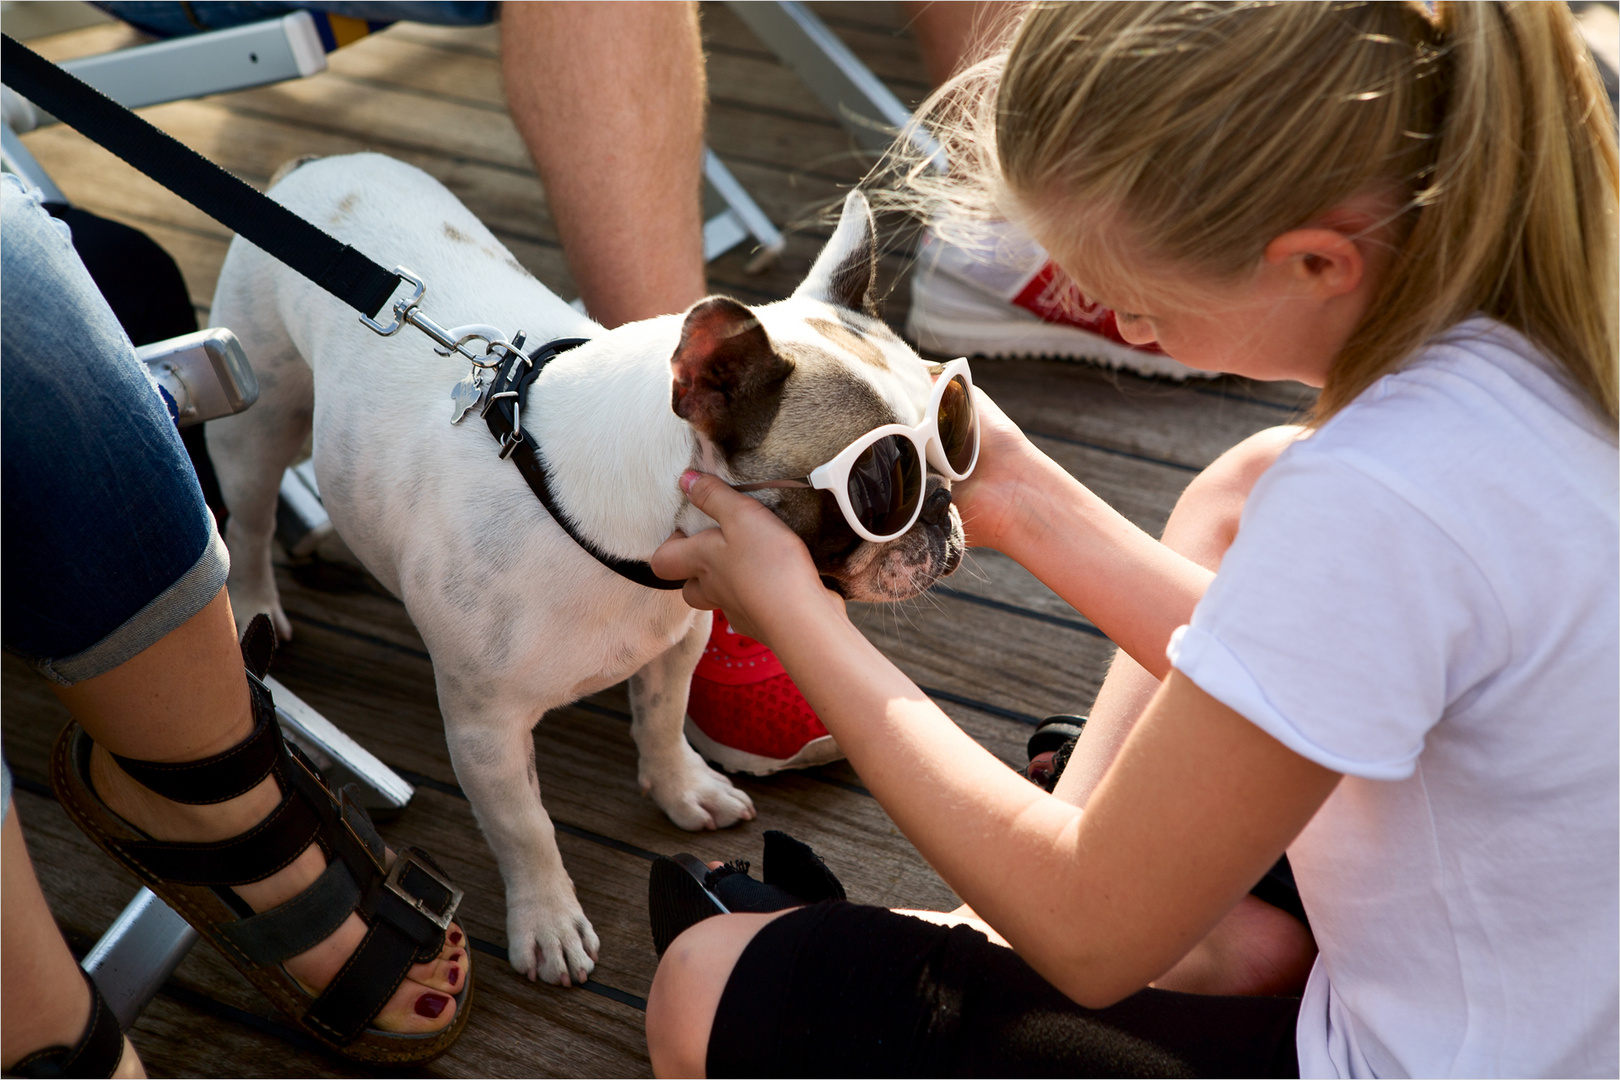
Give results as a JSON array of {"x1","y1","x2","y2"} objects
[
  {"x1": 501, "y1": 1, "x2": 707, "y2": 328},
  {"x1": 900, "y1": 0, "x2": 1025, "y2": 86},
  {"x1": 1, "y1": 802, "x2": 144, "y2": 1078},
  {"x1": 649, "y1": 904, "x2": 1300, "y2": 1079},
  {"x1": 0, "y1": 177, "x2": 466, "y2": 1051},
  {"x1": 646, "y1": 911, "x2": 787, "y2": 1079},
  {"x1": 1048, "y1": 424, "x2": 1314, "y2": 996}
]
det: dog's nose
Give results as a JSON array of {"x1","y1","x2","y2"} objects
[{"x1": 920, "y1": 484, "x2": 953, "y2": 528}]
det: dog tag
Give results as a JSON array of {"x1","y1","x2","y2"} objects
[{"x1": 449, "y1": 370, "x2": 486, "y2": 425}]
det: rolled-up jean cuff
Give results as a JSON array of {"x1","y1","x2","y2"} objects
[{"x1": 33, "y1": 525, "x2": 230, "y2": 687}]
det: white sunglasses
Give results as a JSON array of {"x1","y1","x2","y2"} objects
[{"x1": 733, "y1": 357, "x2": 979, "y2": 543}]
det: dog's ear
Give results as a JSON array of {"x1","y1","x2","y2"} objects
[
  {"x1": 671, "y1": 297, "x2": 794, "y2": 454},
  {"x1": 794, "y1": 190, "x2": 878, "y2": 317}
]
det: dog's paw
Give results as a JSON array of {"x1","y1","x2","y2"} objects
[
  {"x1": 641, "y1": 742, "x2": 757, "y2": 831},
  {"x1": 506, "y1": 892, "x2": 600, "y2": 987},
  {"x1": 228, "y1": 587, "x2": 293, "y2": 643}
]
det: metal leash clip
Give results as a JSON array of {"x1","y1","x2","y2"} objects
[{"x1": 357, "y1": 266, "x2": 528, "y2": 424}]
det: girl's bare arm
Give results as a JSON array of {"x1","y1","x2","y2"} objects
[
  {"x1": 651, "y1": 473, "x2": 1338, "y2": 1007},
  {"x1": 949, "y1": 391, "x2": 1213, "y2": 679}
]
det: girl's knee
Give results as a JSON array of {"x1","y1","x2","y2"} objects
[{"x1": 646, "y1": 912, "x2": 784, "y2": 1078}]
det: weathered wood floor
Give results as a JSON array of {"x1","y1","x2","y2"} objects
[{"x1": 4, "y1": 5, "x2": 1312, "y2": 1076}]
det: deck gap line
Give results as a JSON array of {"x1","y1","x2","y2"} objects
[
  {"x1": 286, "y1": 610, "x2": 430, "y2": 660},
  {"x1": 1189, "y1": 383, "x2": 1312, "y2": 413},
  {"x1": 158, "y1": 982, "x2": 336, "y2": 1059},
  {"x1": 917, "y1": 686, "x2": 1043, "y2": 725},
  {"x1": 930, "y1": 586, "x2": 1109, "y2": 639},
  {"x1": 1025, "y1": 429, "x2": 1202, "y2": 473},
  {"x1": 390, "y1": 767, "x2": 662, "y2": 861},
  {"x1": 706, "y1": 94, "x2": 850, "y2": 130},
  {"x1": 321, "y1": 70, "x2": 510, "y2": 113},
  {"x1": 212, "y1": 102, "x2": 543, "y2": 178},
  {"x1": 465, "y1": 936, "x2": 648, "y2": 1011},
  {"x1": 380, "y1": 30, "x2": 496, "y2": 60}
]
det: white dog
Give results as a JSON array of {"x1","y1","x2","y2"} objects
[{"x1": 207, "y1": 153, "x2": 963, "y2": 984}]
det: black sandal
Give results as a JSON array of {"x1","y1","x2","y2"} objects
[
  {"x1": 649, "y1": 830, "x2": 845, "y2": 955},
  {"x1": 1023, "y1": 714, "x2": 1087, "y2": 792},
  {"x1": 48, "y1": 615, "x2": 471, "y2": 1064},
  {"x1": 3, "y1": 967, "x2": 125, "y2": 1078}
]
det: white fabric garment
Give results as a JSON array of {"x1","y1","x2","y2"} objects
[{"x1": 1167, "y1": 317, "x2": 1619, "y2": 1078}]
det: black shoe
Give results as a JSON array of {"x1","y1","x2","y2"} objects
[
  {"x1": 1024, "y1": 714, "x2": 1087, "y2": 792},
  {"x1": 648, "y1": 830, "x2": 846, "y2": 956}
]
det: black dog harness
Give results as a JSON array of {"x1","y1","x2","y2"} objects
[{"x1": 482, "y1": 337, "x2": 686, "y2": 591}]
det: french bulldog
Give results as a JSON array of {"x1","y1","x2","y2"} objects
[{"x1": 206, "y1": 153, "x2": 964, "y2": 984}]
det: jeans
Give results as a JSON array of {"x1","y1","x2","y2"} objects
[
  {"x1": 1, "y1": 175, "x2": 227, "y2": 688},
  {"x1": 92, "y1": 1, "x2": 496, "y2": 39}
]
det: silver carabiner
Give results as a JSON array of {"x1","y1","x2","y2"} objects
[{"x1": 358, "y1": 266, "x2": 426, "y2": 337}]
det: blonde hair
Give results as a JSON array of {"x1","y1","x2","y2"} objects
[{"x1": 887, "y1": 2, "x2": 1618, "y2": 424}]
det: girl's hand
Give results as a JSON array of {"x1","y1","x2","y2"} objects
[
  {"x1": 650, "y1": 471, "x2": 844, "y2": 643},
  {"x1": 950, "y1": 387, "x2": 1048, "y2": 552}
]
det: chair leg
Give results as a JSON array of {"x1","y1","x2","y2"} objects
[{"x1": 82, "y1": 888, "x2": 198, "y2": 1031}]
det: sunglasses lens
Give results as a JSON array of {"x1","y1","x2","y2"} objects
[
  {"x1": 938, "y1": 375, "x2": 977, "y2": 474},
  {"x1": 846, "y1": 434, "x2": 922, "y2": 537}
]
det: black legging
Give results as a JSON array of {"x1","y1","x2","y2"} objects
[{"x1": 708, "y1": 902, "x2": 1300, "y2": 1078}]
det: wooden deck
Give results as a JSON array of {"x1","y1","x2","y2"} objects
[{"x1": 4, "y1": 6, "x2": 1312, "y2": 1076}]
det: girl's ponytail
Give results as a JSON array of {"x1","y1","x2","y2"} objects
[{"x1": 1327, "y1": 1, "x2": 1618, "y2": 423}]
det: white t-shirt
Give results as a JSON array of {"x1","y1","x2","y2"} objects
[{"x1": 1167, "y1": 317, "x2": 1619, "y2": 1078}]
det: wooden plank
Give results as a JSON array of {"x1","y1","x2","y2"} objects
[{"x1": 976, "y1": 359, "x2": 1311, "y2": 471}]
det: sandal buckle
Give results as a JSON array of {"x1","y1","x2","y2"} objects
[{"x1": 383, "y1": 850, "x2": 463, "y2": 931}]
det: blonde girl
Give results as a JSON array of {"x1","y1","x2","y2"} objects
[{"x1": 644, "y1": 2, "x2": 1617, "y2": 1076}]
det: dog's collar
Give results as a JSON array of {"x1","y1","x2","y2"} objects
[{"x1": 483, "y1": 338, "x2": 685, "y2": 591}]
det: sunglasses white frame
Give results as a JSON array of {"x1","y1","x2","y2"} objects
[{"x1": 733, "y1": 357, "x2": 979, "y2": 543}]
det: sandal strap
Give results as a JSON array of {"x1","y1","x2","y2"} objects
[
  {"x1": 306, "y1": 846, "x2": 462, "y2": 1043},
  {"x1": 217, "y1": 857, "x2": 360, "y2": 964},
  {"x1": 109, "y1": 671, "x2": 281, "y2": 805},
  {"x1": 66, "y1": 638, "x2": 465, "y2": 1049},
  {"x1": 304, "y1": 914, "x2": 427, "y2": 1044},
  {"x1": 6, "y1": 968, "x2": 123, "y2": 1078},
  {"x1": 113, "y1": 775, "x2": 322, "y2": 886},
  {"x1": 239, "y1": 612, "x2": 277, "y2": 680}
]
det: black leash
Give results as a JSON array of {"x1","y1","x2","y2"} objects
[
  {"x1": 2, "y1": 33, "x2": 683, "y2": 590},
  {"x1": 485, "y1": 340, "x2": 685, "y2": 591},
  {"x1": 1, "y1": 33, "x2": 400, "y2": 319}
]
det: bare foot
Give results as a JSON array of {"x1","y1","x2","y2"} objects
[{"x1": 89, "y1": 745, "x2": 467, "y2": 1034}]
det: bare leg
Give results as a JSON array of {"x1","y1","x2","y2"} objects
[
  {"x1": 501, "y1": 1, "x2": 708, "y2": 328},
  {"x1": 900, "y1": 1, "x2": 1027, "y2": 86},
  {"x1": 63, "y1": 588, "x2": 467, "y2": 1033},
  {"x1": 1050, "y1": 425, "x2": 1314, "y2": 995},
  {"x1": 646, "y1": 912, "x2": 788, "y2": 1079},
  {"x1": 1, "y1": 809, "x2": 144, "y2": 1077}
]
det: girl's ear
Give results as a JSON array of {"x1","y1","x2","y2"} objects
[{"x1": 1263, "y1": 227, "x2": 1365, "y2": 299}]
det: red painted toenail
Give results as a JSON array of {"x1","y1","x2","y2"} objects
[
  {"x1": 448, "y1": 965, "x2": 461, "y2": 987},
  {"x1": 415, "y1": 993, "x2": 450, "y2": 1019},
  {"x1": 449, "y1": 931, "x2": 462, "y2": 945}
]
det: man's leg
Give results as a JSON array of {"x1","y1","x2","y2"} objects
[
  {"x1": 502, "y1": 1, "x2": 708, "y2": 328},
  {"x1": 900, "y1": 1, "x2": 1026, "y2": 86}
]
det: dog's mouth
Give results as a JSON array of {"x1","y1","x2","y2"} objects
[{"x1": 786, "y1": 479, "x2": 966, "y2": 603}]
